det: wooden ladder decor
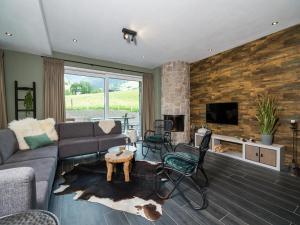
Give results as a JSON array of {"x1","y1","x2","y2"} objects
[{"x1": 14, "y1": 80, "x2": 37, "y2": 120}]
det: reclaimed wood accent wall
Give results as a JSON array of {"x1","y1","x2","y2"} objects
[{"x1": 190, "y1": 24, "x2": 300, "y2": 165}]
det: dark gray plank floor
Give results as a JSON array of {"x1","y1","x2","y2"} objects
[{"x1": 49, "y1": 143, "x2": 300, "y2": 225}]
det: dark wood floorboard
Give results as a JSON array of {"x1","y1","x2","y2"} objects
[
  {"x1": 104, "y1": 211, "x2": 130, "y2": 225},
  {"x1": 199, "y1": 162, "x2": 300, "y2": 224},
  {"x1": 49, "y1": 143, "x2": 300, "y2": 225},
  {"x1": 124, "y1": 212, "x2": 153, "y2": 225},
  {"x1": 221, "y1": 213, "x2": 249, "y2": 225},
  {"x1": 153, "y1": 210, "x2": 177, "y2": 225},
  {"x1": 163, "y1": 199, "x2": 203, "y2": 225}
]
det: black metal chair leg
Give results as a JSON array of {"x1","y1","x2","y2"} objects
[
  {"x1": 200, "y1": 167, "x2": 209, "y2": 187},
  {"x1": 182, "y1": 176, "x2": 207, "y2": 210},
  {"x1": 155, "y1": 170, "x2": 185, "y2": 199},
  {"x1": 142, "y1": 145, "x2": 149, "y2": 158},
  {"x1": 176, "y1": 181, "x2": 207, "y2": 210}
]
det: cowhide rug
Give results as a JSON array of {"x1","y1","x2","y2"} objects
[{"x1": 54, "y1": 160, "x2": 164, "y2": 221}]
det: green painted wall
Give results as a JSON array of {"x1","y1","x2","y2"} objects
[
  {"x1": 3, "y1": 50, "x2": 162, "y2": 122},
  {"x1": 4, "y1": 50, "x2": 44, "y2": 122}
]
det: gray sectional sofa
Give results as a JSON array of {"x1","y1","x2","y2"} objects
[
  {"x1": 58, "y1": 121, "x2": 126, "y2": 159},
  {"x1": 0, "y1": 120, "x2": 126, "y2": 217}
]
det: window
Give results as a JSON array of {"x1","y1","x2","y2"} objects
[{"x1": 64, "y1": 67, "x2": 142, "y2": 135}]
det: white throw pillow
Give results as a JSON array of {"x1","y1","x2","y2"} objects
[
  {"x1": 8, "y1": 118, "x2": 44, "y2": 150},
  {"x1": 38, "y1": 118, "x2": 58, "y2": 141}
]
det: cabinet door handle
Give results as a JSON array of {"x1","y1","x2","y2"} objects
[
  {"x1": 260, "y1": 153, "x2": 263, "y2": 157},
  {"x1": 255, "y1": 153, "x2": 258, "y2": 156}
]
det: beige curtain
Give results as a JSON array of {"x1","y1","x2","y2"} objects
[
  {"x1": 44, "y1": 57, "x2": 65, "y2": 123},
  {"x1": 0, "y1": 50, "x2": 8, "y2": 128},
  {"x1": 142, "y1": 73, "x2": 155, "y2": 134}
]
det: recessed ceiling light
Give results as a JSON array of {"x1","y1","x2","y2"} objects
[
  {"x1": 5, "y1": 32, "x2": 13, "y2": 36},
  {"x1": 142, "y1": 56, "x2": 145, "y2": 59},
  {"x1": 72, "y1": 38, "x2": 78, "y2": 43},
  {"x1": 272, "y1": 21, "x2": 279, "y2": 26}
]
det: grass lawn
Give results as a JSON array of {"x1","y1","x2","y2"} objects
[{"x1": 65, "y1": 90, "x2": 139, "y2": 112}]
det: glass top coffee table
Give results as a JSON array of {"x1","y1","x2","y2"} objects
[{"x1": 108, "y1": 145, "x2": 137, "y2": 154}]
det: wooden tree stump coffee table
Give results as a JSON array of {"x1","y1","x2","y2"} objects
[{"x1": 105, "y1": 149, "x2": 134, "y2": 182}]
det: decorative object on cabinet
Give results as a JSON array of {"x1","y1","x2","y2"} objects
[{"x1": 256, "y1": 94, "x2": 279, "y2": 145}]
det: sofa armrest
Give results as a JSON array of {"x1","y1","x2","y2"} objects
[{"x1": 0, "y1": 167, "x2": 36, "y2": 217}]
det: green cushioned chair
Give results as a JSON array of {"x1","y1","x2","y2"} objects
[
  {"x1": 142, "y1": 120, "x2": 173, "y2": 159},
  {"x1": 155, "y1": 130, "x2": 212, "y2": 210}
]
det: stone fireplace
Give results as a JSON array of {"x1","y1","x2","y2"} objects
[
  {"x1": 161, "y1": 61, "x2": 190, "y2": 144},
  {"x1": 164, "y1": 115, "x2": 184, "y2": 132}
]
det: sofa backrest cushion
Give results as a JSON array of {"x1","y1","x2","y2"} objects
[
  {"x1": 0, "y1": 129, "x2": 18, "y2": 163},
  {"x1": 94, "y1": 120, "x2": 122, "y2": 136},
  {"x1": 58, "y1": 122, "x2": 94, "y2": 139}
]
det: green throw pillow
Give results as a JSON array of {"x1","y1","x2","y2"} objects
[{"x1": 24, "y1": 133, "x2": 54, "y2": 150}]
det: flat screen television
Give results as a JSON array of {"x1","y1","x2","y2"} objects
[{"x1": 206, "y1": 102, "x2": 238, "y2": 125}]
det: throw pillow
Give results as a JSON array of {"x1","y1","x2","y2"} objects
[
  {"x1": 24, "y1": 133, "x2": 54, "y2": 150},
  {"x1": 38, "y1": 118, "x2": 58, "y2": 141},
  {"x1": 8, "y1": 118, "x2": 44, "y2": 150},
  {"x1": 98, "y1": 120, "x2": 115, "y2": 134}
]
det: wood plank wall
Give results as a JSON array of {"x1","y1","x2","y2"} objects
[{"x1": 190, "y1": 24, "x2": 300, "y2": 165}]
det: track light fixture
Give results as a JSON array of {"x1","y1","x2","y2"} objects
[{"x1": 122, "y1": 28, "x2": 137, "y2": 44}]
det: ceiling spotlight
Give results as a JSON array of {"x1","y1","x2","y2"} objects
[
  {"x1": 72, "y1": 38, "x2": 78, "y2": 43},
  {"x1": 122, "y1": 28, "x2": 137, "y2": 44},
  {"x1": 5, "y1": 32, "x2": 13, "y2": 37},
  {"x1": 123, "y1": 33, "x2": 129, "y2": 40},
  {"x1": 272, "y1": 21, "x2": 279, "y2": 26}
]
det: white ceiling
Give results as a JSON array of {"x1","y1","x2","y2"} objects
[{"x1": 1, "y1": 0, "x2": 300, "y2": 68}]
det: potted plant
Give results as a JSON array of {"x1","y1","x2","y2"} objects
[
  {"x1": 256, "y1": 94, "x2": 279, "y2": 145},
  {"x1": 24, "y1": 91, "x2": 33, "y2": 117}
]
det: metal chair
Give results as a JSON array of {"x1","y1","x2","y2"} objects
[
  {"x1": 142, "y1": 119, "x2": 173, "y2": 159},
  {"x1": 155, "y1": 130, "x2": 212, "y2": 210}
]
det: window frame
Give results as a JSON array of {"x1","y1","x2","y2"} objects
[{"x1": 64, "y1": 66, "x2": 143, "y2": 125}]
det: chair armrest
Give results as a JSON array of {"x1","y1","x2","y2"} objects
[{"x1": 0, "y1": 167, "x2": 36, "y2": 217}]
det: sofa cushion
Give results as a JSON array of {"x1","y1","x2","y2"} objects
[
  {"x1": 98, "y1": 134, "x2": 127, "y2": 152},
  {"x1": 94, "y1": 120, "x2": 122, "y2": 136},
  {"x1": 0, "y1": 158, "x2": 57, "y2": 182},
  {"x1": 5, "y1": 145, "x2": 58, "y2": 164},
  {"x1": 0, "y1": 129, "x2": 18, "y2": 163},
  {"x1": 164, "y1": 152, "x2": 198, "y2": 174},
  {"x1": 58, "y1": 137, "x2": 98, "y2": 159},
  {"x1": 58, "y1": 122, "x2": 94, "y2": 140}
]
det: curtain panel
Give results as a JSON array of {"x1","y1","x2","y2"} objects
[
  {"x1": 142, "y1": 73, "x2": 155, "y2": 134},
  {"x1": 0, "y1": 50, "x2": 8, "y2": 128},
  {"x1": 44, "y1": 57, "x2": 65, "y2": 123}
]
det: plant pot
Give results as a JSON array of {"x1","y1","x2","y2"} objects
[{"x1": 261, "y1": 134, "x2": 273, "y2": 145}]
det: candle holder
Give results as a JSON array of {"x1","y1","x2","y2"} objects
[{"x1": 290, "y1": 120, "x2": 299, "y2": 176}]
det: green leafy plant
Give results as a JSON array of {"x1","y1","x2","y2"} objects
[
  {"x1": 256, "y1": 94, "x2": 279, "y2": 135},
  {"x1": 24, "y1": 91, "x2": 33, "y2": 116}
]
